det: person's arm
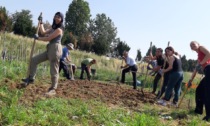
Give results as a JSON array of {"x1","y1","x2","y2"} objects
[
  {"x1": 189, "y1": 69, "x2": 197, "y2": 82},
  {"x1": 199, "y1": 46, "x2": 210, "y2": 65},
  {"x1": 86, "y1": 63, "x2": 93, "y2": 73},
  {"x1": 38, "y1": 28, "x2": 62, "y2": 42},
  {"x1": 39, "y1": 24, "x2": 52, "y2": 35},
  {"x1": 121, "y1": 64, "x2": 129, "y2": 68},
  {"x1": 121, "y1": 57, "x2": 129, "y2": 68},
  {"x1": 66, "y1": 56, "x2": 71, "y2": 62},
  {"x1": 152, "y1": 65, "x2": 161, "y2": 72},
  {"x1": 162, "y1": 56, "x2": 174, "y2": 73}
]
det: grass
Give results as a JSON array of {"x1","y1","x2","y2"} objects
[{"x1": 0, "y1": 32, "x2": 209, "y2": 125}]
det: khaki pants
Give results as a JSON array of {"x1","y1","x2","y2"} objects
[{"x1": 29, "y1": 43, "x2": 62, "y2": 89}]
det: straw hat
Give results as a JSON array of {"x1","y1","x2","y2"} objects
[{"x1": 67, "y1": 43, "x2": 74, "y2": 50}]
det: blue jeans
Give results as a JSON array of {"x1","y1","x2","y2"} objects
[
  {"x1": 164, "y1": 71, "x2": 183, "y2": 103},
  {"x1": 157, "y1": 72, "x2": 170, "y2": 98}
]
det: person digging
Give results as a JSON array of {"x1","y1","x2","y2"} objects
[
  {"x1": 120, "y1": 51, "x2": 138, "y2": 89},
  {"x1": 59, "y1": 43, "x2": 74, "y2": 80},
  {"x1": 80, "y1": 58, "x2": 96, "y2": 81},
  {"x1": 22, "y1": 12, "x2": 64, "y2": 96}
]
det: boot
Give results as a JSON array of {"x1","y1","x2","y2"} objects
[
  {"x1": 203, "y1": 116, "x2": 210, "y2": 121},
  {"x1": 194, "y1": 108, "x2": 203, "y2": 115},
  {"x1": 22, "y1": 77, "x2": 34, "y2": 84}
]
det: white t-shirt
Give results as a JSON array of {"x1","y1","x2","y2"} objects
[{"x1": 126, "y1": 56, "x2": 136, "y2": 66}]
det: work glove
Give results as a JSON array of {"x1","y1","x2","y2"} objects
[
  {"x1": 147, "y1": 66, "x2": 152, "y2": 70},
  {"x1": 187, "y1": 80, "x2": 192, "y2": 88},
  {"x1": 195, "y1": 64, "x2": 202, "y2": 71},
  {"x1": 34, "y1": 34, "x2": 39, "y2": 40}
]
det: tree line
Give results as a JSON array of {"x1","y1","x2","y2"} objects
[
  {"x1": 0, "y1": 0, "x2": 130, "y2": 57},
  {"x1": 0, "y1": 0, "x2": 199, "y2": 73}
]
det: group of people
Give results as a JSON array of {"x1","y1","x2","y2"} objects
[
  {"x1": 142, "y1": 41, "x2": 210, "y2": 121},
  {"x1": 21, "y1": 11, "x2": 210, "y2": 121}
]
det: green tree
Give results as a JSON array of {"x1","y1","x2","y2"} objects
[
  {"x1": 91, "y1": 13, "x2": 117, "y2": 55},
  {"x1": 62, "y1": 31, "x2": 78, "y2": 47},
  {"x1": 115, "y1": 41, "x2": 130, "y2": 57},
  {"x1": 0, "y1": 6, "x2": 12, "y2": 31},
  {"x1": 181, "y1": 55, "x2": 189, "y2": 71},
  {"x1": 136, "y1": 49, "x2": 142, "y2": 61},
  {"x1": 65, "y1": 0, "x2": 90, "y2": 37},
  {"x1": 146, "y1": 45, "x2": 156, "y2": 56},
  {"x1": 12, "y1": 10, "x2": 35, "y2": 36},
  {"x1": 78, "y1": 32, "x2": 93, "y2": 51}
]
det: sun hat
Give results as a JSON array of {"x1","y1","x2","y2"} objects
[{"x1": 67, "y1": 43, "x2": 74, "y2": 50}]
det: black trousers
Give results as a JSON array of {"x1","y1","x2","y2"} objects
[
  {"x1": 195, "y1": 65, "x2": 210, "y2": 116},
  {"x1": 195, "y1": 78, "x2": 205, "y2": 114},
  {"x1": 153, "y1": 73, "x2": 161, "y2": 93},
  {"x1": 59, "y1": 60, "x2": 70, "y2": 79},
  {"x1": 121, "y1": 65, "x2": 138, "y2": 89},
  {"x1": 80, "y1": 63, "x2": 91, "y2": 80}
]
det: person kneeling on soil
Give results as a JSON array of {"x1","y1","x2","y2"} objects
[
  {"x1": 59, "y1": 43, "x2": 74, "y2": 80},
  {"x1": 80, "y1": 58, "x2": 96, "y2": 81},
  {"x1": 120, "y1": 51, "x2": 138, "y2": 89}
]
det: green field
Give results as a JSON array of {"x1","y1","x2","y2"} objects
[{"x1": 0, "y1": 32, "x2": 209, "y2": 126}]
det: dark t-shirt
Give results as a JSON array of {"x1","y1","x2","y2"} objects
[{"x1": 157, "y1": 56, "x2": 164, "y2": 68}]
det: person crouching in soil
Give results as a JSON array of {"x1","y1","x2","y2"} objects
[{"x1": 80, "y1": 58, "x2": 96, "y2": 81}]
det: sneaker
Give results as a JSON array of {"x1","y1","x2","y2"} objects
[
  {"x1": 170, "y1": 102, "x2": 178, "y2": 107},
  {"x1": 22, "y1": 78, "x2": 34, "y2": 84},
  {"x1": 157, "y1": 99, "x2": 164, "y2": 104},
  {"x1": 45, "y1": 89, "x2": 56, "y2": 96},
  {"x1": 157, "y1": 99, "x2": 167, "y2": 106}
]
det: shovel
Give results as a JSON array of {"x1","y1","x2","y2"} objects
[{"x1": 24, "y1": 12, "x2": 42, "y2": 86}]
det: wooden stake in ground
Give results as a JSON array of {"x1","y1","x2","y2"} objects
[
  {"x1": 25, "y1": 12, "x2": 42, "y2": 85},
  {"x1": 141, "y1": 41, "x2": 152, "y2": 96}
]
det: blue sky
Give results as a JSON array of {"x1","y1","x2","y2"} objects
[{"x1": 2, "y1": 0, "x2": 210, "y2": 60}]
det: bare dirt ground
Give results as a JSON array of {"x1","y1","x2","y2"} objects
[
  {"x1": 6, "y1": 79, "x2": 158, "y2": 108},
  {"x1": 4, "y1": 78, "x2": 195, "y2": 125},
  {"x1": 4, "y1": 78, "x2": 191, "y2": 111}
]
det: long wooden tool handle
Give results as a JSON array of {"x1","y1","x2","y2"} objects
[
  {"x1": 178, "y1": 87, "x2": 188, "y2": 108},
  {"x1": 141, "y1": 42, "x2": 152, "y2": 95},
  {"x1": 149, "y1": 41, "x2": 152, "y2": 54},
  {"x1": 157, "y1": 41, "x2": 170, "y2": 98},
  {"x1": 26, "y1": 12, "x2": 42, "y2": 79}
]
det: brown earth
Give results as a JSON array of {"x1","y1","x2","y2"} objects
[
  {"x1": 3, "y1": 78, "x2": 195, "y2": 126},
  {"x1": 4, "y1": 78, "x2": 191, "y2": 111},
  {"x1": 6, "y1": 79, "x2": 156, "y2": 108}
]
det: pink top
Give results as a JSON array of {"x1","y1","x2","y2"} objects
[{"x1": 198, "y1": 47, "x2": 210, "y2": 68}]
